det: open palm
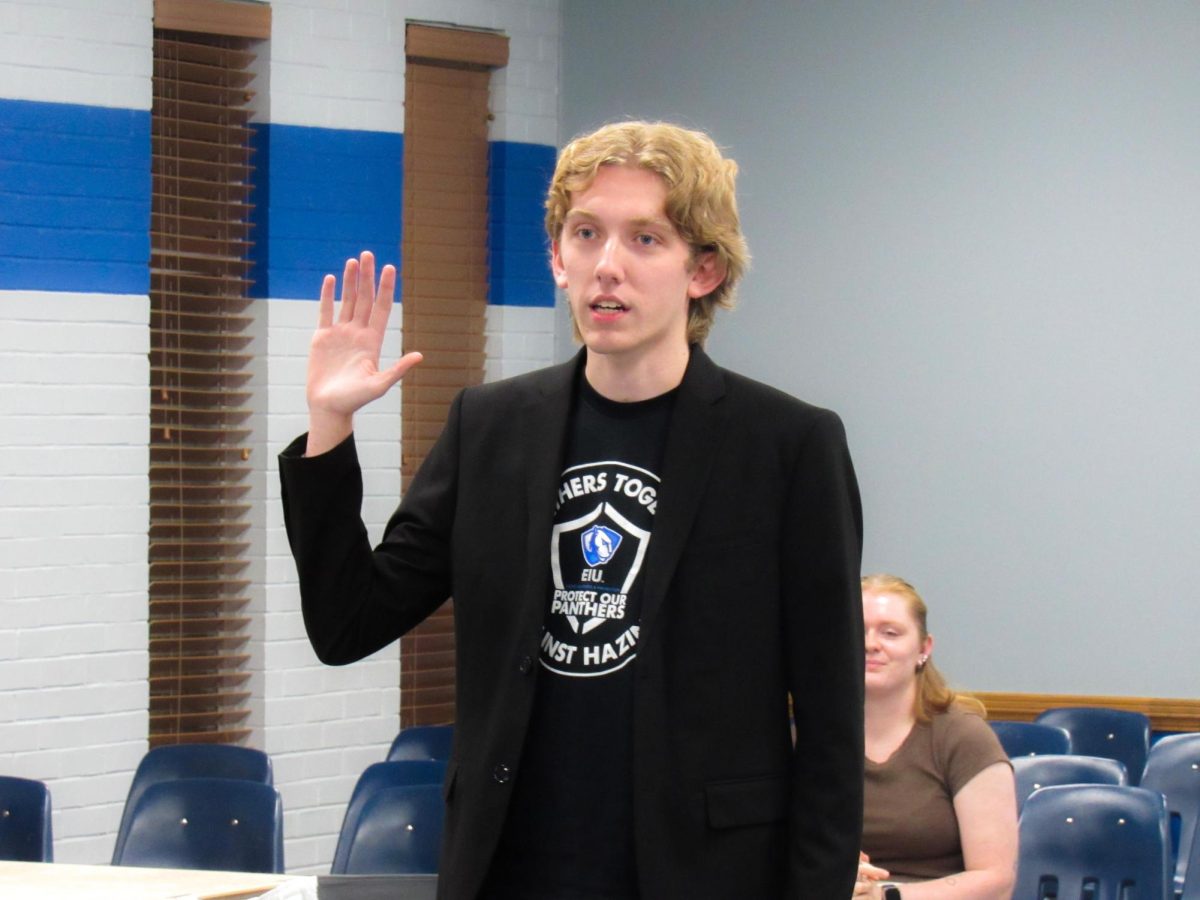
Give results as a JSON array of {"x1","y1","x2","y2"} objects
[{"x1": 305, "y1": 251, "x2": 422, "y2": 455}]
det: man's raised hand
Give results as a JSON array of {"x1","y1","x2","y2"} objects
[{"x1": 305, "y1": 251, "x2": 423, "y2": 456}]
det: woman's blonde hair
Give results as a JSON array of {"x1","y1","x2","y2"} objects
[
  {"x1": 861, "y1": 573, "x2": 986, "y2": 723},
  {"x1": 545, "y1": 120, "x2": 750, "y2": 346}
]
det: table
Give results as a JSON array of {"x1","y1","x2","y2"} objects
[
  {"x1": 0, "y1": 861, "x2": 300, "y2": 899},
  {"x1": 0, "y1": 862, "x2": 440, "y2": 899}
]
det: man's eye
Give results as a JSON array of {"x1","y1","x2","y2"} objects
[
  {"x1": 635, "y1": 234, "x2": 657, "y2": 246},
  {"x1": 576, "y1": 227, "x2": 596, "y2": 239}
]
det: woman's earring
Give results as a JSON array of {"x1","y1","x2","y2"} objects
[{"x1": 916, "y1": 655, "x2": 928, "y2": 672}]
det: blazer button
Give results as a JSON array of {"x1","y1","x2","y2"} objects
[
  {"x1": 493, "y1": 764, "x2": 512, "y2": 784},
  {"x1": 518, "y1": 655, "x2": 534, "y2": 674}
]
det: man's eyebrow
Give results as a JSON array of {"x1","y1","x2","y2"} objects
[{"x1": 563, "y1": 209, "x2": 674, "y2": 230}]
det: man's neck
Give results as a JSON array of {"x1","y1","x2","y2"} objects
[{"x1": 584, "y1": 343, "x2": 691, "y2": 402}]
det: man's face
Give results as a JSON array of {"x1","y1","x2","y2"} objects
[{"x1": 552, "y1": 165, "x2": 720, "y2": 369}]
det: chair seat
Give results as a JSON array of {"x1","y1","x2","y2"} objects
[
  {"x1": 331, "y1": 761, "x2": 448, "y2": 874},
  {"x1": 1016, "y1": 784, "x2": 1170, "y2": 899},
  {"x1": 386, "y1": 726, "x2": 454, "y2": 763},
  {"x1": 0, "y1": 776, "x2": 53, "y2": 863},
  {"x1": 1012, "y1": 754, "x2": 1127, "y2": 814},
  {"x1": 1035, "y1": 707, "x2": 1150, "y2": 786},
  {"x1": 990, "y1": 720, "x2": 1072, "y2": 757},
  {"x1": 112, "y1": 743, "x2": 273, "y2": 864},
  {"x1": 113, "y1": 777, "x2": 283, "y2": 873},
  {"x1": 338, "y1": 784, "x2": 444, "y2": 875},
  {"x1": 1141, "y1": 732, "x2": 1200, "y2": 894}
]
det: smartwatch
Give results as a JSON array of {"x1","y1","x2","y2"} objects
[{"x1": 879, "y1": 883, "x2": 902, "y2": 900}]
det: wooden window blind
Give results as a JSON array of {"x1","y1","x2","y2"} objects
[
  {"x1": 400, "y1": 24, "x2": 509, "y2": 728},
  {"x1": 149, "y1": 11, "x2": 263, "y2": 747}
]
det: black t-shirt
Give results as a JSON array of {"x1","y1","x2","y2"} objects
[{"x1": 481, "y1": 375, "x2": 675, "y2": 900}]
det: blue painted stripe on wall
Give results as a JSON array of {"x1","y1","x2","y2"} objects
[
  {"x1": 254, "y1": 128, "x2": 556, "y2": 307},
  {"x1": 250, "y1": 123, "x2": 403, "y2": 300},
  {"x1": 0, "y1": 98, "x2": 150, "y2": 294},
  {"x1": 489, "y1": 140, "x2": 556, "y2": 308}
]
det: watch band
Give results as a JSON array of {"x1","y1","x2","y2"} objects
[{"x1": 880, "y1": 883, "x2": 902, "y2": 900}]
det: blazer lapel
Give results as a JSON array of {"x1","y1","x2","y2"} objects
[
  {"x1": 639, "y1": 347, "x2": 729, "y2": 639},
  {"x1": 516, "y1": 351, "x2": 584, "y2": 628}
]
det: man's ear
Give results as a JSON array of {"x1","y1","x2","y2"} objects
[
  {"x1": 687, "y1": 251, "x2": 727, "y2": 299},
  {"x1": 551, "y1": 240, "x2": 569, "y2": 290}
]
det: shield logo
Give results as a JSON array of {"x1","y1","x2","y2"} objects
[
  {"x1": 581, "y1": 524, "x2": 622, "y2": 567},
  {"x1": 551, "y1": 502, "x2": 650, "y2": 636}
]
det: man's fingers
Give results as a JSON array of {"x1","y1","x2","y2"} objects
[
  {"x1": 379, "y1": 351, "x2": 424, "y2": 390},
  {"x1": 317, "y1": 274, "x2": 336, "y2": 328},
  {"x1": 355, "y1": 251, "x2": 376, "y2": 325},
  {"x1": 370, "y1": 263, "x2": 397, "y2": 336},
  {"x1": 338, "y1": 258, "x2": 358, "y2": 323}
]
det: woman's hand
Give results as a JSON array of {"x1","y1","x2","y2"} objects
[{"x1": 853, "y1": 851, "x2": 890, "y2": 897}]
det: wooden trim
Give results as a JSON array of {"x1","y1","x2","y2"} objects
[
  {"x1": 406, "y1": 22, "x2": 509, "y2": 69},
  {"x1": 155, "y1": 0, "x2": 271, "y2": 39},
  {"x1": 973, "y1": 692, "x2": 1200, "y2": 733}
]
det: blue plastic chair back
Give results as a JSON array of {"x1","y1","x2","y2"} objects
[
  {"x1": 113, "y1": 743, "x2": 273, "y2": 863},
  {"x1": 113, "y1": 777, "x2": 284, "y2": 873},
  {"x1": 1141, "y1": 732, "x2": 1200, "y2": 893},
  {"x1": 1036, "y1": 707, "x2": 1151, "y2": 786},
  {"x1": 0, "y1": 776, "x2": 53, "y2": 862},
  {"x1": 990, "y1": 720, "x2": 1072, "y2": 757},
  {"x1": 386, "y1": 725, "x2": 454, "y2": 762},
  {"x1": 1012, "y1": 754, "x2": 1128, "y2": 814},
  {"x1": 331, "y1": 760, "x2": 447, "y2": 873},
  {"x1": 1016, "y1": 784, "x2": 1170, "y2": 900},
  {"x1": 1183, "y1": 820, "x2": 1200, "y2": 900},
  {"x1": 339, "y1": 784, "x2": 444, "y2": 875}
]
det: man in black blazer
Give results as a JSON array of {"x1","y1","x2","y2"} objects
[{"x1": 281, "y1": 121, "x2": 864, "y2": 899}]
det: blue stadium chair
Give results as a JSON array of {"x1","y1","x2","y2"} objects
[
  {"x1": 113, "y1": 777, "x2": 284, "y2": 873},
  {"x1": 1183, "y1": 820, "x2": 1200, "y2": 900},
  {"x1": 990, "y1": 720, "x2": 1072, "y2": 757},
  {"x1": 1016, "y1": 784, "x2": 1170, "y2": 900},
  {"x1": 386, "y1": 725, "x2": 454, "y2": 762},
  {"x1": 331, "y1": 760, "x2": 447, "y2": 874},
  {"x1": 1036, "y1": 707, "x2": 1151, "y2": 786},
  {"x1": 112, "y1": 743, "x2": 273, "y2": 863},
  {"x1": 336, "y1": 784, "x2": 444, "y2": 875},
  {"x1": 0, "y1": 775, "x2": 53, "y2": 862},
  {"x1": 1012, "y1": 754, "x2": 1127, "y2": 814},
  {"x1": 1141, "y1": 732, "x2": 1200, "y2": 896}
]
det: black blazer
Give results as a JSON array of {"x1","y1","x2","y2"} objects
[{"x1": 280, "y1": 347, "x2": 865, "y2": 899}]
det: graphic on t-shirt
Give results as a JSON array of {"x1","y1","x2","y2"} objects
[{"x1": 543, "y1": 461, "x2": 658, "y2": 677}]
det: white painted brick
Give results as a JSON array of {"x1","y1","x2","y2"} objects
[
  {"x1": 0, "y1": 0, "x2": 150, "y2": 109},
  {"x1": 5, "y1": 593, "x2": 144, "y2": 629},
  {"x1": 1, "y1": 0, "x2": 560, "y2": 866}
]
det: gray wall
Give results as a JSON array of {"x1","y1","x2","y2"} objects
[{"x1": 559, "y1": 1, "x2": 1199, "y2": 697}]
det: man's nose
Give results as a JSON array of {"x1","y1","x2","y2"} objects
[{"x1": 595, "y1": 237, "x2": 623, "y2": 280}]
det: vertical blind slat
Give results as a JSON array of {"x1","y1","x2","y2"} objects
[
  {"x1": 149, "y1": 26, "x2": 257, "y2": 749},
  {"x1": 399, "y1": 26, "x2": 507, "y2": 729}
]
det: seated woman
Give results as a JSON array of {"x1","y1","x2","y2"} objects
[{"x1": 854, "y1": 574, "x2": 1017, "y2": 900}]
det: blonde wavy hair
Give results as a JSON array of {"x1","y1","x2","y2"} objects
[
  {"x1": 544, "y1": 120, "x2": 750, "y2": 346},
  {"x1": 861, "y1": 573, "x2": 986, "y2": 723}
]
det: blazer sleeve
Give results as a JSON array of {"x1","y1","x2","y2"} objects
[
  {"x1": 781, "y1": 408, "x2": 865, "y2": 897},
  {"x1": 278, "y1": 391, "x2": 464, "y2": 665}
]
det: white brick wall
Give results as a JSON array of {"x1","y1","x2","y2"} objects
[
  {"x1": 0, "y1": 0, "x2": 152, "y2": 110},
  {"x1": 264, "y1": 0, "x2": 560, "y2": 144},
  {"x1": 0, "y1": 290, "x2": 150, "y2": 863},
  {"x1": 485, "y1": 304, "x2": 560, "y2": 381},
  {"x1": 0, "y1": 0, "x2": 560, "y2": 872},
  {"x1": 263, "y1": 296, "x2": 405, "y2": 873}
]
